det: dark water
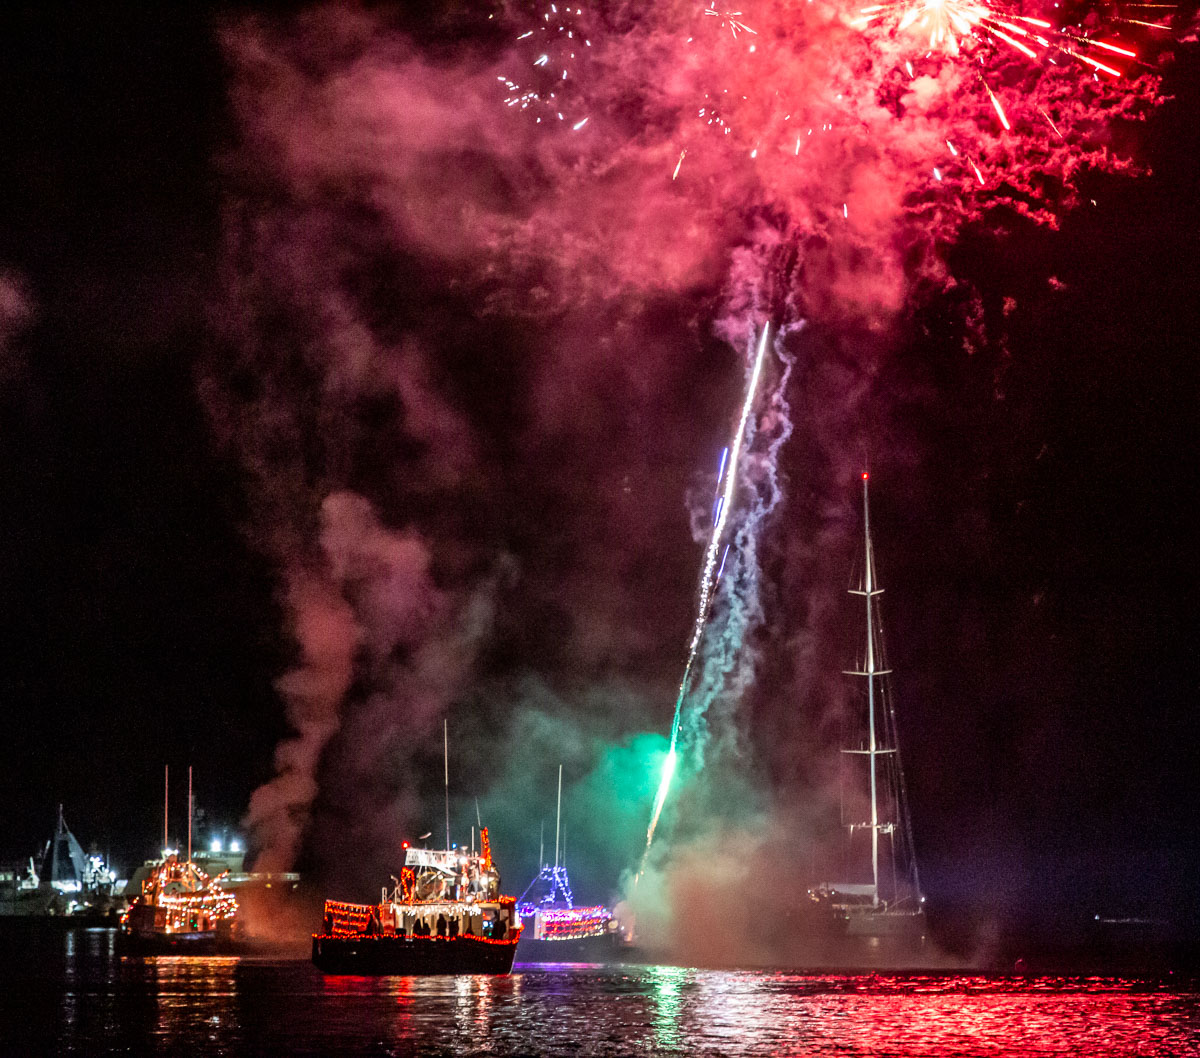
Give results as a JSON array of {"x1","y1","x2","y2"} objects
[{"x1": 3, "y1": 928, "x2": 1199, "y2": 1056}]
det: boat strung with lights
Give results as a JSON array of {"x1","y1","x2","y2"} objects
[
  {"x1": 516, "y1": 766, "x2": 620, "y2": 961},
  {"x1": 804, "y1": 472, "x2": 926, "y2": 959},
  {"x1": 312, "y1": 828, "x2": 522, "y2": 975},
  {"x1": 516, "y1": 869, "x2": 618, "y2": 961},
  {"x1": 118, "y1": 765, "x2": 241, "y2": 952},
  {"x1": 118, "y1": 853, "x2": 240, "y2": 952}
]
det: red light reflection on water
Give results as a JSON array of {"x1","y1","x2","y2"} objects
[
  {"x1": 23, "y1": 939, "x2": 1200, "y2": 1058},
  {"x1": 307, "y1": 968, "x2": 1200, "y2": 1055},
  {"x1": 745, "y1": 974, "x2": 1200, "y2": 1056}
]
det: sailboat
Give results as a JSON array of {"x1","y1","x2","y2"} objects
[
  {"x1": 808, "y1": 472, "x2": 926, "y2": 948},
  {"x1": 516, "y1": 765, "x2": 618, "y2": 960}
]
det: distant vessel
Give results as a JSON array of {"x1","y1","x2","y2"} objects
[
  {"x1": 0, "y1": 805, "x2": 123, "y2": 921},
  {"x1": 311, "y1": 828, "x2": 522, "y2": 974},
  {"x1": 808, "y1": 473, "x2": 926, "y2": 953},
  {"x1": 118, "y1": 766, "x2": 240, "y2": 951},
  {"x1": 516, "y1": 766, "x2": 619, "y2": 961},
  {"x1": 312, "y1": 721, "x2": 522, "y2": 974}
]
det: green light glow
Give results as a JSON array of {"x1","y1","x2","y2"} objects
[{"x1": 644, "y1": 746, "x2": 677, "y2": 851}]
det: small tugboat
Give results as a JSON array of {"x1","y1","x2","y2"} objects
[
  {"x1": 119, "y1": 854, "x2": 239, "y2": 952},
  {"x1": 311, "y1": 827, "x2": 522, "y2": 975},
  {"x1": 118, "y1": 765, "x2": 240, "y2": 952},
  {"x1": 517, "y1": 766, "x2": 619, "y2": 961}
]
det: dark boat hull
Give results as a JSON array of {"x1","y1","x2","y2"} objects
[
  {"x1": 117, "y1": 929, "x2": 220, "y2": 954},
  {"x1": 788, "y1": 906, "x2": 931, "y2": 970},
  {"x1": 117, "y1": 917, "x2": 239, "y2": 955},
  {"x1": 312, "y1": 933, "x2": 519, "y2": 975},
  {"x1": 517, "y1": 931, "x2": 623, "y2": 963}
]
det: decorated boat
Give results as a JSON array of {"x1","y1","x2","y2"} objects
[
  {"x1": 311, "y1": 827, "x2": 522, "y2": 975},
  {"x1": 119, "y1": 854, "x2": 239, "y2": 951},
  {"x1": 516, "y1": 766, "x2": 619, "y2": 961},
  {"x1": 118, "y1": 765, "x2": 240, "y2": 952},
  {"x1": 517, "y1": 865, "x2": 618, "y2": 961}
]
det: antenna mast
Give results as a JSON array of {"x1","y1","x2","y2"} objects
[
  {"x1": 163, "y1": 765, "x2": 169, "y2": 853},
  {"x1": 444, "y1": 719, "x2": 451, "y2": 852},
  {"x1": 187, "y1": 765, "x2": 193, "y2": 864},
  {"x1": 554, "y1": 764, "x2": 562, "y2": 869}
]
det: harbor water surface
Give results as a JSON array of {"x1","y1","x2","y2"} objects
[{"x1": 3, "y1": 928, "x2": 1199, "y2": 1056}]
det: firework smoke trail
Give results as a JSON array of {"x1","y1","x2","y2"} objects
[
  {"x1": 216, "y1": 0, "x2": 1173, "y2": 878},
  {"x1": 680, "y1": 321, "x2": 797, "y2": 760},
  {"x1": 643, "y1": 322, "x2": 771, "y2": 856}
]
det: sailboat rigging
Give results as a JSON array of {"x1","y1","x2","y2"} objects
[{"x1": 811, "y1": 472, "x2": 925, "y2": 942}]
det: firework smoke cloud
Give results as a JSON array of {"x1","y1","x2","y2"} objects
[{"x1": 210, "y1": 0, "x2": 1173, "y2": 951}]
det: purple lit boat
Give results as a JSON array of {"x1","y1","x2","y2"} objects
[{"x1": 516, "y1": 766, "x2": 621, "y2": 962}]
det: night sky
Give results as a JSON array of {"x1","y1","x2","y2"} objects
[{"x1": 1, "y1": 3, "x2": 1197, "y2": 959}]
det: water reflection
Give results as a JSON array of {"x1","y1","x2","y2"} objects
[
  {"x1": 149, "y1": 954, "x2": 241, "y2": 1046},
  {"x1": 649, "y1": 964, "x2": 686, "y2": 1050},
  {"x1": 4, "y1": 933, "x2": 1200, "y2": 1057}
]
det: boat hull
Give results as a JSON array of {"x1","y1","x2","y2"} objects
[
  {"x1": 118, "y1": 929, "x2": 220, "y2": 954},
  {"x1": 787, "y1": 906, "x2": 932, "y2": 969},
  {"x1": 117, "y1": 918, "x2": 239, "y2": 955},
  {"x1": 517, "y1": 931, "x2": 623, "y2": 963},
  {"x1": 311, "y1": 933, "x2": 519, "y2": 975}
]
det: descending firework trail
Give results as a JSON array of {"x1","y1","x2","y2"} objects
[{"x1": 644, "y1": 323, "x2": 772, "y2": 855}]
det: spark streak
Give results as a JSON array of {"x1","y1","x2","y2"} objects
[
  {"x1": 643, "y1": 324, "x2": 771, "y2": 855},
  {"x1": 1039, "y1": 106, "x2": 1064, "y2": 139},
  {"x1": 984, "y1": 81, "x2": 1011, "y2": 130},
  {"x1": 856, "y1": 0, "x2": 1138, "y2": 79}
]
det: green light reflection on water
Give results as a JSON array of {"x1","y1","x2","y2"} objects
[{"x1": 649, "y1": 965, "x2": 689, "y2": 1051}]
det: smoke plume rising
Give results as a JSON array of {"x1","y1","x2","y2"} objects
[{"x1": 208, "y1": 0, "x2": 1167, "y2": 960}]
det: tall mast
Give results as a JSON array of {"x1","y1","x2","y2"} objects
[
  {"x1": 444, "y1": 719, "x2": 451, "y2": 852},
  {"x1": 163, "y1": 765, "x2": 169, "y2": 854},
  {"x1": 554, "y1": 764, "x2": 562, "y2": 869},
  {"x1": 845, "y1": 471, "x2": 890, "y2": 907},
  {"x1": 842, "y1": 471, "x2": 923, "y2": 913},
  {"x1": 862, "y1": 472, "x2": 879, "y2": 907},
  {"x1": 187, "y1": 765, "x2": 193, "y2": 864}
]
